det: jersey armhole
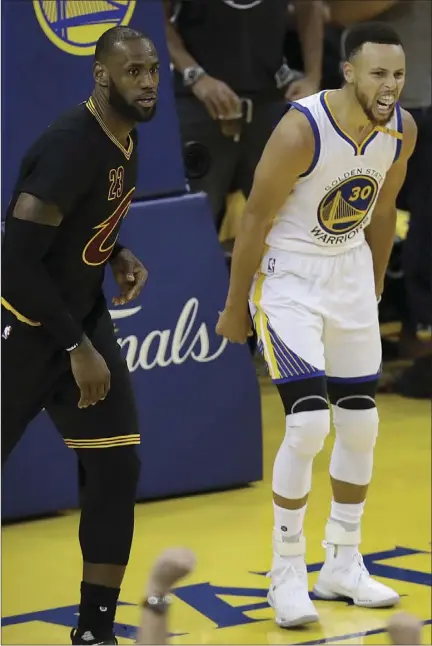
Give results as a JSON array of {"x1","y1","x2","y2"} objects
[
  {"x1": 393, "y1": 103, "x2": 403, "y2": 163},
  {"x1": 288, "y1": 102, "x2": 321, "y2": 178}
]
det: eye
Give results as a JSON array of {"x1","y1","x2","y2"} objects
[
  {"x1": 150, "y1": 65, "x2": 160, "y2": 75},
  {"x1": 128, "y1": 68, "x2": 139, "y2": 77},
  {"x1": 372, "y1": 71, "x2": 384, "y2": 77}
]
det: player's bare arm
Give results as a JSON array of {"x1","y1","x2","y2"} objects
[
  {"x1": 3, "y1": 193, "x2": 111, "y2": 409},
  {"x1": 216, "y1": 109, "x2": 315, "y2": 343},
  {"x1": 365, "y1": 109, "x2": 418, "y2": 299},
  {"x1": 13, "y1": 191, "x2": 64, "y2": 226},
  {"x1": 328, "y1": 1, "x2": 400, "y2": 28},
  {"x1": 163, "y1": 0, "x2": 240, "y2": 119},
  {"x1": 286, "y1": 0, "x2": 324, "y2": 101},
  {"x1": 137, "y1": 548, "x2": 196, "y2": 645}
]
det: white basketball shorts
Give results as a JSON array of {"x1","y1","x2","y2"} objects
[{"x1": 249, "y1": 242, "x2": 382, "y2": 383}]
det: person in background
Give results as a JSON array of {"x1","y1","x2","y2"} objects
[
  {"x1": 390, "y1": 104, "x2": 431, "y2": 399},
  {"x1": 163, "y1": 0, "x2": 324, "y2": 233},
  {"x1": 387, "y1": 612, "x2": 424, "y2": 645},
  {"x1": 285, "y1": 1, "x2": 344, "y2": 92},
  {"x1": 136, "y1": 548, "x2": 196, "y2": 645}
]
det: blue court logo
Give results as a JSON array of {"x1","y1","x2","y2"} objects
[
  {"x1": 317, "y1": 175, "x2": 379, "y2": 235},
  {"x1": 2, "y1": 546, "x2": 431, "y2": 643},
  {"x1": 33, "y1": 1, "x2": 136, "y2": 56}
]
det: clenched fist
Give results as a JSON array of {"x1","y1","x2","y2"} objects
[{"x1": 216, "y1": 305, "x2": 253, "y2": 344}]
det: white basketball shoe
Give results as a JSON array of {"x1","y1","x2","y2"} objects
[
  {"x1": 267, "y1": 531, "x2": 319, "y2": 627},
  {"x1": 313, "y1": 521, "x2": 400, "y2": 608}
]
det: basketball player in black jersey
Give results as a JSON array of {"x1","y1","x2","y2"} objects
[{"x1": 1, "y1": 27, "x2": 160, "y2": 645}]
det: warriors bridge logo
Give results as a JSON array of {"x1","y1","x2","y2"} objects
[
  {"x1": 312, "y1": 172, "x2": 380, "y2": 245},
  {"x1": 318, "y1": 175, "x2": 379, "y2": 236},
  {"x1": 33, "y1": 1, "x2": 136, "y2": 56}
]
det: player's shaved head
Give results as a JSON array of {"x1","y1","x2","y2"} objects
[{"x1": 95, "y1": 26, "x2": 151, "y2": 63}]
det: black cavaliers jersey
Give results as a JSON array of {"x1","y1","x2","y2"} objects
[{"x1": 5, "y1": 98, "x2": 138, "y2": 323}]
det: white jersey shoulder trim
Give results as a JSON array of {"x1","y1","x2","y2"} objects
[
  {"x1": 287, "y1": 91, "x2": 404, "y2": 176},
  {"x1": 286, "y1": 92, "x2": 323, "y2": 179}
]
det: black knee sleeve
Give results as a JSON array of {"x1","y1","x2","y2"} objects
[
  {"x1": 327, "y1": 378, "x2": 379, "y2": 409},
  {"x1": 276, "y1": 376, "x2": 329, "y2": 415},
  {"x1": 77, "y1": 446, "x2": 141, "y2": 565}
]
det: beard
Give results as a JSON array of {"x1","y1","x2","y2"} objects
[
  {"x1": 354, "y1": 84, "x2": 395, "y2": 126},
  {"x1": 108, "y1": 78, "x2": 157, "y2": 123}
]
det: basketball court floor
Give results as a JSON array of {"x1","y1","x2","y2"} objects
[{"x1": 2, "y1": 376, "x2": 431, "y2": 645}]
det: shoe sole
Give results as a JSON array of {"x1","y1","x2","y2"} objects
[
  {"x1": 268, "y1": 592, "x2": 319, "y2": 628},
  {"x1": 275, "y1": 614, "x2": 319, "y2": 628},
  {"x1": 313, "y1": 584, "x2": 400, "y2": 608}
]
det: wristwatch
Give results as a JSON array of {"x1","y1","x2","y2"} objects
[
  {"x1": 183, "y1": 66, "x2": 205, "y2": 88},
  {"x1": 142, "y1": 594, "x2": 172, "y2": 615}
]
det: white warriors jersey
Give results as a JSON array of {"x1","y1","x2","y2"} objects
[{"x1": 266, "y1": 90, "x2": 404, "y2": 256}]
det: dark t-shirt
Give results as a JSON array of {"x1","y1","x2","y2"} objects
[
  {"x1": 173, "y1": 0, "x2": 288, "y2": 97},
  {"x1": 5, "y1": 100, "x2": 138, "y2": 324}
]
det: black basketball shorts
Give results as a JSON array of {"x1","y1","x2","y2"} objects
[{"x1": 1, "y1": 305, "x2": 140, "y2": 459}]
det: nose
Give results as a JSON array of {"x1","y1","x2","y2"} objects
[
  {"x1": 140, "y1": 70, "x2": 156, "y2": 89},
  {"x1": 384, "y1": 75, "x2": 397, "y2": 91}
]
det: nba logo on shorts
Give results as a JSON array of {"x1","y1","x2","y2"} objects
[
  {"x1": 268, "y1": 258, "x2": 276, "y2": 274},
  {"x1": 2, "y1": 325, "x2": 12, "y2": 339}
]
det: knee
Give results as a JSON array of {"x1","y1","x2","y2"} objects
[
  {"x1": 117, "y1": 447, "x2": 141, "y2": 492},
  {"x1": 285, "y1": 409, "x2": 331, "y2": 458},
  {"x1": 108, "y1": 447, "x2": 141, "y2": 496},
  {"x1": 78, "y1": 448, "x2": 140, "y2": 565},
  {"x1": 80, "y1": 446, "x2": 141, "y2": 499},
  {"x1": 332, "y1": 405, "x2": 379, "y2": 453}
]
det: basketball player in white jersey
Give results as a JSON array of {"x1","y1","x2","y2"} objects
[{"x1": 216, "y1": 22, "x2": 417, "y2": 627}]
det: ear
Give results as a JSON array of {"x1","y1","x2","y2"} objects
[
  {"x1": 342, "y1": 61, "x2": 354, "y2": 85},
  {"x1": 93, "y1": 61, "x2": 109, "y2": 88}
]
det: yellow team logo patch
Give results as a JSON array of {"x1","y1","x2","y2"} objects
[
  {"x1": 317, "y1": 175, "x2": 379, "y2": 235},
  {"x1": 33, "y1": 0, "x2": 136, "y2": 56}
]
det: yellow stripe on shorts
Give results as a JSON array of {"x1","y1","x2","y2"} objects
[
  {"x1": 251, "y1": 272, "x2": 281, "y2": 379},
  {"x1": 64, "y1": 434, "x2": 140, "y2": 449}
]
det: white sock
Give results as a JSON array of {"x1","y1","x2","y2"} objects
[
  {"x1": 273, "y1": 502, "x2": 307, "y2": 541},
  {"x1": 330, "y1": 500, "x2": 365, "y2": 531}
]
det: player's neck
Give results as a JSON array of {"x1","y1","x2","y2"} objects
[
  {"x1": 90, "y1": 92, "x2": 134, "y2": 147},
  {"x1": 331, "y1": 87, "x2": 374, "y2": 137}
]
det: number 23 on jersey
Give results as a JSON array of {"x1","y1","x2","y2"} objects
[{"x1": 108, "y1": 166, "x2": 124, "y2": 201}]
